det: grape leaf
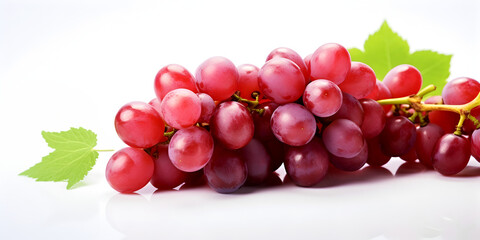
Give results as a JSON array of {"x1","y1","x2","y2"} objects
[
  {"x1": 20, "y1": 127, "x2": 99, "y2": 189},
  {"x1": 349, "y1": 20, "x2": 452, "y2": 96}
]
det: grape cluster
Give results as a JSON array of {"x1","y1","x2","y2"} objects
[{"x1": 106, "y1": 43, "x2": 480, "y2": 194}]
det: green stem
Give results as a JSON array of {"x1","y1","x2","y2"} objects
[
  {"x1": 232, "y1": 92, "x2": 260, "y2": 108},
  {"x1": 468, "y1": 114, "x2": 480, "y2": 129},
  {"x1": 377, "y1": 96, "x2": 410, "y2": 106},
  {"x1": 454, "y1": 114, "x2": 466, "y2": 136},
  {"x1": 164, "y1": 130, "x2": 176, "y2": 138},
  {"x1": 416, "y1": 84, "x2": 436, "y2": 97}
]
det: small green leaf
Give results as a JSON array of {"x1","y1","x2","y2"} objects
[
  {"x1": 20, "y1": 127, "x2": 99, "y2": 189},
  {"x1": 348, "y1": 20, "x2": 452, "y2": 96}
]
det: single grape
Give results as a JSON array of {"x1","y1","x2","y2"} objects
[
  {"x1": 432, "y1": 134, "x2": 470, "y2": 176},
  {"x1": 240, "y1": 138, "x2": 272, "y2": 185},
  {"x1": 149, "y1": 144, "x2": 188, "y2": 189},
  {"x1": 154, "y1": 64, "x2": 197, "y2": 100},
  {"x1": 264, "y1": 138, "x2": 286, "y2": 172},
  {"x1": 471, "y1": 129, "x2": 480, "y2": 162},
  {"x1": 310, "y1": 43, "x2": 351, "y2": 84},
  {"x1": 303, "y1": 79, "x2": 343, "y2": 117},
  {"x1": 383, "y1": 64, "x2": 422, "y2": 98},
  {"x1": 106, "y1": 147, "x2": 154, "y2": 193},
  {"x1": 148, "y1": 98, "x2": 162, "y2": 118},
  {"x1": 252, "y1": 102, "x2": 279, "y2": 141},
  {"x1": 338, "y1": 62, "x2": 376, "y2": 99},
  {"x1": 415, "y1": 123, "x2": 444, "y2": 168},
  {"x1": 425, "y1": 95, "x2": 459, "y2": 134},
  {"x1": 270, "y1": 103, "x2": 316, "y2": 146},
  {"x1": 237, "y1": 64, "x2": 262, "y2": 100},
  {"x1": 258, "y1": 58, "x2": 305, "y2": 104},
  {"x1": 160, "y1": 88, "x2": 201, "y2": 129},
  {"x1": 197, "y1": 93, "x2": 215, "y2": 123},
  {"x1": 168, "y1": 126, "x2": 214, "y2": 172},
  {"x1": 115, "y1": 101, "x2": 166, "y2": 148},
  {"x1": 322, "y1": 119, "x2": 364, "y2": 158},
  {"x1": 329, "y1": 139, "x2": 368, "y2": 171},
  {"x1": 195, "y1": 56, "x2": 238, "y2": 101},
  {"x1": 379, "y1": 116, "x2": 416, "y2": 156},
  {"x1": 359, "y1": 98, "x2": 386, "y2": 138},
  {"x1": 266, "y1": 47, "x2": 309, "y2": 85},
  {"x1": 284, "y1": 137, "x2": 329, "y2": 187},
  {"x1": 366, "y1": 136, "x2": 391, "y2": 166},
  {"x1": 204, "y1": 143, "x2": 247, "y2": 193},
  {"x1": 321, "y1": 92, "x2": 363, "y2": 126},
  {"x1": 210, "y1": 101, "x2": 254, "y2": 149},
  {"x1": 399, "y1": 146, "x2": 418, "y2": 162}
]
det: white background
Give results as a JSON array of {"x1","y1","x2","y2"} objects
[{"x1": 1, "y1": 0, "x2": 480, "y2": 239}]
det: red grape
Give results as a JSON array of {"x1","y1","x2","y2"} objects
[
  {"x1": 379, "y1": 116, "x2": 416, "y2": 156},
  {"x1": 329, "y1": 139, "x2": 368, "y2": 171},
  {"x1": 366, "y1": 136, "x2": 391, "y2": 167},
  {"x1": 442, "y1": 77, "x2": 480, "y2": 105},
  {"x1": 240, "y1": 138, "x2": 272, "y2": 185},
  {"x1": 471, "y1": 129, "x2": 480, "y2": 162},
  {"x1": 210, "y1": 101, "x2": 254, "y2": 149},
  {"x1": 266, "y1": 47, "x2": 309, "y2": 84},
  {"x1": 322, "y1": 119, "x2": 365, "y2": 158},
  {"x1": 303, "y1": 79, "x2": 343, "y2": 117},
  {"x1": 148, "y1": 98, "x2": 162, "y2": 118},
  {"x1": 258, "y1": 58, "x2": 305, "y2": 104},
  {"x1": 168, "y1": 126, "x2": 214, "y2": 172},
  {"x1": 383, "y1": 64, "x2": 422, "y2": 98},
  {"x1": 425, "y1": 95, "x2": 458, "y2": 134},
  {"x1": 310, "y1": 43, "x2": 351, "y2": 84},
  {"x1": 359, "y1": 98, "x2": 386, "y2": 138},
  {"x1": 322, "y1": 92, "x2": 363, "y2": 126},
  {"x1": 115, "y1": 101, "x2": 166, "y2": 148},
  {"x1": 415, "y1": 123, "x2": 444, "y2": 168},
  {"x1": 432, "y1": 134, "x2": 470, "y2": 176},
  {"x1": 252, "y1": 102, "x2": 279, "y2": 141},
  {"x1": 149, "y1": 144, "x2": 188, "y2": 189},
  {"x1": 154, "y1": 64, "x2": 197, "y2": 100},
  {"x1": 376, "y1": 80, "x2": 393, "y2": 113},
  {"x1": 270, "y1": 103, "x2": 316, "y2": 146},
  {"x1": 106, "y1": 147, "x2": 154, "y2": 193},
  {"x1": 264, "y1": 138, "x2": 286, "y2": 172},
  {"x1": 195, "y1": 56, "x2": 238, "y2": 101},
  {"x1": 284, "y1": 137, "x2": 329, "y2": 187},
  {"x1": 160, "y1": 88, "x2": 201, "y2": 129},
  {"x1": 338, "y1": 62, "x2": 376, "y2": 99},
  {"x1": 204, "y1": 143, "x2": 247, "y2": 193},
  {"x1": 237, "y1": 64, "x2": 262, "y2": 100}
]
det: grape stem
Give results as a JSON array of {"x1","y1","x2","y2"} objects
[
  {"x1": 377, "y1": 84, "x2": 480, "y2": 135},
  {"x1": 231, "y1": 92, "x2": 265, "y2": 115}
]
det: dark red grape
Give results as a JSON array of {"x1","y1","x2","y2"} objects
[
  {"x1": 432, "y1": 134, "x2": 470, "y2": 176},
  {"x1": 210, "y1": 101, "x2": 254, "y2": 149},
  {"x1": 204, "y1": 144, "x2": 247, "y2": 193},
  {"x1": 240, "y1": 139, "x2": 271, "y2": 185},
  {"x1": 379, "y1": 116, "x2": 416, "y2": 156},
  {"x1": 415, "y1": 123, "x2": 444, "y2": 168}
]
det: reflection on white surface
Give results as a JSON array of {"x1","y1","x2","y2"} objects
[{"x1": 102, "y1": 161, "x2": 480, "y2": 240}]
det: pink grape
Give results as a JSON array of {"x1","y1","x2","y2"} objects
[
  {"x1": 442, "y1": 77, "x2": 480, "y2": 105},
  {"x1": 415, "y1": 123, "x2": 444, "y2": 168},
  {"x1": 383, "y1": 64, "x2": 422, "y2": 98},
  {"x1": 210, "y1": 101, "x2": 254, "y2": 149},
  {"x1": 376, "y1": 80, "x2": 393, "y2": 113},
  {"x1": 284, "y1": 137, "x2": 329, "y2": 187},
  {"x1": 160, "y1": 88, "x2": 201, "y2": 129},
  {"x1": 154, "y1": 64, "x2": 198, "y2": 100},
  {"x1": 258, "y1": 58, "x2": 305, "y2": 104},
  {"x1": 322, "y1": 92, "x2": 363, "y2": 126},
  {"x1": 115, "y1": 101, "x2": 166, "y2": 148},
  {"x1": 106, "y1": 147, "x2": 154, "y2": 193},
  {"x1": 195, "y1": 56, "x2": 238, "y2": 101},
  {"x1": 338, "y1": 62, "x2": 376, "y2": 99},
  {"x1": 240, "y1": 138, "x2": 272, "y2": 186},
  {"x1": 322, "y1": 119, "x2": 365, "y2": 158},
  {"x1": 266, "y1": 47, "x2": 309, "y2": 85},
  {"x1": 270, "y1": 103, "x2": 316, "y2": 146},
  {"x1": 303, "y1": 79, "x2": 343, "y2": 117},
  {"x1": 197, "y1": 93, "x2": 215, "y2": 123},
  {"x1": 168, "y1": 126, "x2": 214, "y2": 172},
  {"x1": 148, "y1": 98, "x2": 163, "y2": 119},
  {"x1": 309, "y1": 43, "x2": 351, "y2": 84},
  {"x1": 329, "y1": 139, "x2": 368, "y2": 171},
  {"x1": 237, "y1": 64, "x2": 262, "y2": 100}
]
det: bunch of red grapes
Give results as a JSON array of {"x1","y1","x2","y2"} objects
[{"x1": 106, "y1": 43, "x2": 480, "y2": 194}]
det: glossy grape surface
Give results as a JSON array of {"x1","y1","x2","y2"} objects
[
  {"x1": 366, "y1": 136, "x2": 391, "y2": 166},
  {"x1": 210, "y1": 101, "x2": 254, "y2": 149},
  {"x1": 149, "y1": 144, "x2": 187, "y2": 189},
  {"x1": 168, "y1": 126, "x2": 214, "y2": 172},
  {"x1": 252, "y1": 102, "x2": 279, "y2": 141},
  {"x1": 338, "y1": 62, "x2": 376, "y2": 99},
  {"x1": 204, "y1": 144, "x2": 247, "y2": 193},
  {"x1": 160, "y1": 89, "x2": 201, "y2": 129},
  {"x1": 303, "y1": 79, "x2": 343, "y2": 117},
  {"x1": 258, "y1": 58, "x2": 305, "y2": 104},
  {"x1": 197, "y1": 93, "x2": 215, "y2": 123},
  {"x1": 195, "y1": 56, "x2": 238, "y2": 101},
  {"x1": 322, "y1": 119, "x2": 364, "y2": 158},
  {"x1": 154, "y1": 64, "x2": 197, "y2": 100},
  {"x1": 237, "y1": 64, "x2": 262, "y2": 100},
  {"x1": 329, "y1": 139, "x2": 368, "y2": 171},
  {"x1": 284, "y1": 137, "x2": 329, "y2": 187},
  {"x1": 359, "y1": 98, "x2": 386, "y2": 138},
  {"x1": 415, "y1": 123, "x2": 444, "y2": 168},
  {"x1": 115, "y1": 101, "x2": 166, "y2": 148},
  {"x1": 322, "y1": 92, "x2": 363, "y2": 126},
  {"x1": 383, "y1": 64, "x2": 422, "y2": 98},
  {"x1": 106, "y1": 147, "x2": 154, "y2": 193},
  {"x1": 379, "y1": 116, "x2": 416, "y2": 156},
  {"x1": 266, "y1": 47, "x2": 309, "y2": 84},
  {"x1": 310, "y1": 43, "x2": 351, "y2": 84},
  {"x1": 432, "y1": 134, "x2": 470, "y2": 176},
  {"x1": 270, "y1": 103, "x2": 316, "y2": 146},
  {"x1": 240, "y1": 138, "x2": 272, "y2": 185}
]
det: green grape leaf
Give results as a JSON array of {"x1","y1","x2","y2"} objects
[
  {"x1": 20, "y1": 127, "x2": 99, "y2": 189},
  {"x1": 349, "y1": 20, "x2": 452, "y2": 96}
]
